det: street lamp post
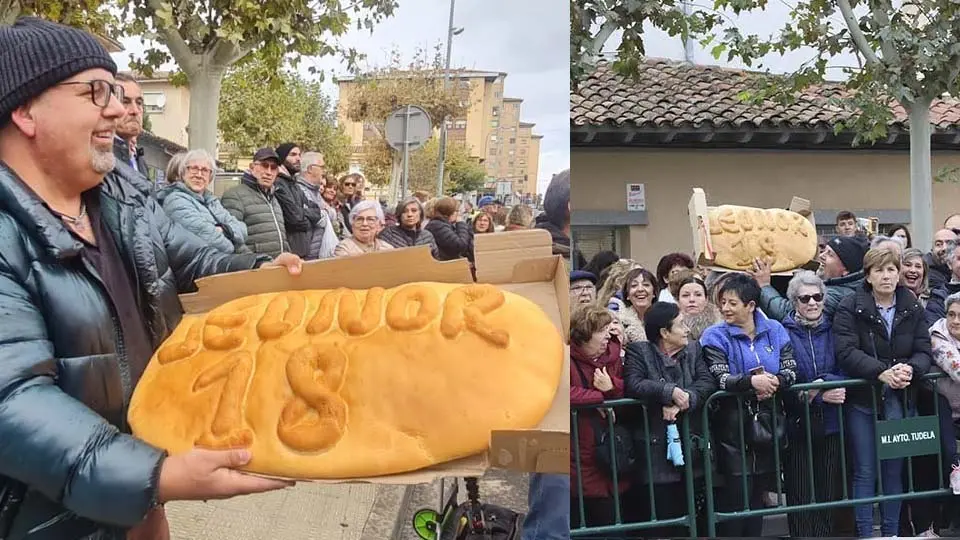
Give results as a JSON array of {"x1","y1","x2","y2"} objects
[{"x1": 436, "y1": 0, "x2": 461, "y2": 197}]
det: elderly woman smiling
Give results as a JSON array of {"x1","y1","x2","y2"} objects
[
  {"x1": 333, "y1": 199, "x2": 395, "y2": 257},
  {"x1": 156, "y1": 149, "x2": 248, "y2": 254}
]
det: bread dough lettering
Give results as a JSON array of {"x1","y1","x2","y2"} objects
[
  {"x1": 705, "y1": 205, "x2": 816, "y2": 272},
  {"x1": 193, "y1": 351, "x2": 254, "y2": 448},
  {"x1": 277, "y1": 344, "x2": 348, "y2": 452},
  {"x1": 128, "y1": 282, "x2": 563, "y2": 479}
]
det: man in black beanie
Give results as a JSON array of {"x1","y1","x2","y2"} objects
[
  {"x1": 755, "y1": 234, "x2": 868, "y2": 321},
  {"x1": 0, "y1": 17, "x2": 300, "y2": 539},
  {"x1": 273, "y1": 142, "x2": 325, "y2": 259}
]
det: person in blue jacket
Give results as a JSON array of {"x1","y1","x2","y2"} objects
[
  {"x1": 780, "y1": 270, "x2": 848, "y2": 537},
  {"x1": 700, "y1": 274, "x2": 797, "y2": 537}
]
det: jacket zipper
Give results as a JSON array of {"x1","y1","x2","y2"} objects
[
  {"x1": 80, "y1": 256, "x2": 131, "y2": 429},
  {"x1": 808, "y1": 330, "x2": 819, "y2": 376},
  {"x1": 258, "y1": 190, "x2": 285, "y2": 252}
]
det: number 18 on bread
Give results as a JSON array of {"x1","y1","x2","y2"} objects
[{"x1": 128, "y1": 282, "x2": 564, "y2": 479}]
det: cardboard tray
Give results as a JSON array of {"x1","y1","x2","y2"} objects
[
  {"x1": 177, "y1": 228, "x2": 570, "y2": 484},
  {"x1": 687, "y1": 187, "x2": 819, "y2": 276}
]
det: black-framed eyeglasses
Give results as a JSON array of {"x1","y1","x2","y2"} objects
[{"x1": 57, "y1": 79, "x2": 124, "y2": 108}]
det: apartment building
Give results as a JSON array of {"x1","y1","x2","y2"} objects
[
  {"x1": 336, "y1": 70, "x2": 543, "y2": 199},
  {"x1": 128, "y1": 71, "x2": 191, "y2": 148}
]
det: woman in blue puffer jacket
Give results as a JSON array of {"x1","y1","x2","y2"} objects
[
  {"x1": 780, "y1": 270, "x2": 848, "y2": 537},
  {"x1": 156, "y1": 149, "x2": 249, "y2": 254}
]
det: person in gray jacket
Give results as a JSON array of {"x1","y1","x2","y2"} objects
[
  {"x1": 221, "y1": 147, "x2": 289, "y2": 257},
  {"x1": 156, "y1": 148, "x2": 248, "y2": 254},
  {"x1": 295, "y1": 151, "x2": 332, "y2": 259}
]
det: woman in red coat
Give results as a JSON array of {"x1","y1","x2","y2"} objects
[{"x1": 570, "y1": 304, "x2": 635, "y2": 532}]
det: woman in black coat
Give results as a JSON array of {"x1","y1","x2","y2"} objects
[
  {"x1": 624, "y1": 302, "x2": 717, "y2": 537},
  {"x1": 834, "y1": 247, "x2": 932, "y2": 538},
  {"x1": 424, "y1": 196, "x2": 471, "y2": 261}
]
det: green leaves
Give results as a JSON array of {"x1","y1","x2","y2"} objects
[{"x1": 217, "y1": 52, "x2": 350, "y2": 173}]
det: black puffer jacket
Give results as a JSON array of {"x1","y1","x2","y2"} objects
[
  {"x1": 924, "y1": 281, "x2": 960, "y2": 327},
  {"x1": 834, "y1": 284, "x2": 932, "y2": 410},
  {"x1": 221, "y1": 173, "x2": 288, "y2": 257},
  {"x1": 424, "y1": 219, "x2": 471, "y2": 261},
  {"x1": 0, "y1": 162, "x2": 268, "y2": 539},
  {"x1": 274, "y1": 171, "x2": 322, "y2": 258},
  {"x1": 623, "y1": 341, "x2": 717, "y2": 485},
  {"x1": 925, "y1": 252, "x2": 951, "y2": 292}
]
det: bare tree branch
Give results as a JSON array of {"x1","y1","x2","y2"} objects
[
  {"x1": 837, "y1": 0, "x2": 880, "y2": 65},
  {"x1": 871, "y1": 0, "x2": 901, "y2": 64}
]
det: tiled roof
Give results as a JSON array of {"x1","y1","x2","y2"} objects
[{"x1": 571, "y1": 59, "x2": 960, "y2": 131}]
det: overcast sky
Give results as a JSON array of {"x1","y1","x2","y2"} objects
[
  {"x1": 112, "y1": 0, "x2": 568, "y2": 193},
  {"x1": 612, "y1": 4, "x2": 861, "y2": 78}
]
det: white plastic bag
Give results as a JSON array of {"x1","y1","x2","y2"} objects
[{"x1": 318, "y1": 216, "x2": 338, "y2": 259}]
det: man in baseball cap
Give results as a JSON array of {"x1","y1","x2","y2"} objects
[{"x1": 0, "y1": 17, "x2": 298, "y2": 538}]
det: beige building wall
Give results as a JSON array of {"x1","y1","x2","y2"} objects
[
  {"x1": 527, "y1": 135, "x2": 542, "y2": 196},
  {"x1": 137, "y1": 76, "x2": 190, "y2": 147},
  {"x1": 572, "y1": 148, "x2": 960, "y2": 269}
]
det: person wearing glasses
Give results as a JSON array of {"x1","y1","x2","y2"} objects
[
  {"x1": 337, "y1": 173, "x2": 362, "y2": 234},
  {"x1": 156, "y1": 149, "x2": 249, "y2": 256},
  {"x1": 780, "y1": 271, "x2": 848, "y2": 537},
  {"x1": 333, "y1": 200, "x2": 394, "y2": 257},
  {"x1": 221, "y1": 147, "x2": 289, "y2": 257},
  {"x1": 0, "y1": 18, "x2": 304, "y2": 538}
]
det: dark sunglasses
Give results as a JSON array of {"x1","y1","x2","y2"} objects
[
  {"x1": 797, "y1": 293, "x2": 824, "y2": 304},
  {"x1": 343, "y1": 182, "x2": 356, "y2": 187},
  {"x1": 57, "y1": 79, "x2": 124, "y2": 108}
]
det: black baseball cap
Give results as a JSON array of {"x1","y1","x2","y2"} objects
[{"x1": 253, "y1": 147, "x2": 280, "y2": 163}]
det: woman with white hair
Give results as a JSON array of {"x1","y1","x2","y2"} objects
[
  {"x1": 333, "y1": 199, "x2": 395, "y2": 257},
  {"x1": 156, "y1": 148, "x2": 248, "y2": 254},
  {"x1": 780, "y1": 270, "x2": 848, "y2": 537}
]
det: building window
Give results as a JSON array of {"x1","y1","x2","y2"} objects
[
  {"x1": 489, "y1": 147, "x2": 497, "y2": 155},
  {"x1": 143, "y1": 91, "x2": 166, "y2": 113},
  {"x1": 508, "y1": 150, "x2": 515, "y2": 156},
  {"x1": 491, "y1": 119, "x2": 499, "y2": 128},
  {"x1": 492, "y1": 107, "x2": 499, "y2": 117},
  {"x1": 509, "y1": 137, "x2": 516, "y2": 144},
  {"x1": 508, "y1": 161, "x2": 514, "y2": 167},
  {"x1": 491, "y1": 135, "x2": 498, "y2": 142},
  {"x1": 572, "y1": 227, "x2": 623, "y2": 264},
  {"x1": 454, "y1": 120, "x2": 466, "y2": 129}
]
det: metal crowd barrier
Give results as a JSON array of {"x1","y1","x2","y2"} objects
[{"x1": 570, "y1": 373, "x2": 954, "y2": 538}]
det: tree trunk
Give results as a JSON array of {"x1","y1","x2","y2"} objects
[
  {"x1": 186, "y1": 68, "x2": 226, "y2": 157},
  {"x1": 387, "y1": 151, "x2": 402, "y2": 208},
  {"x1": 908, "y1": 99, "x2": 934, "y2": 250},
  {"x1": 0, "y1": 2, "x2": 21, "y2": 25}
]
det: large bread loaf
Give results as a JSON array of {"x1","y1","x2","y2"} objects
[
  {"x1": 128, "y1": 282, "x2": 563, "y2": 479},
  {"x1": 707, "y1": 205, "x2": 817, "y2": 272}
]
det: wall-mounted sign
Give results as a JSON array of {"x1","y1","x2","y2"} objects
[{"x1": 627, "y1": 183, "x2": 646, "y2": 212}]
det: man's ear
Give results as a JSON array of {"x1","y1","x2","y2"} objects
[{"x1": 9, "y1": 103, "x2": 38, "y2": 138}]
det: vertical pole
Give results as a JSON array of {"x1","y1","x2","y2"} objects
[
  {"x1": 436, "y1": 0, "x2": 456, "y2": 197},
  {"x1": 909, "y1": 100, "x2": 934, "y2": 250},
  {"x1": 402, "y1": 105, "x2": 411, "y2": 200}
]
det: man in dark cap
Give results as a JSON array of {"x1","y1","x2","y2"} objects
[
  {"x1": 221, "y1": 147, "x2": 292, "y2": 257},
  {"x1": 570, "y1": 269, "x2": 598, "y2": 307},
  {"x1": 271, "y1": 142, "x2": 324, "y2": 259},
  {"x1": 0, "y1": 18, "x2": 300, "y2": 539},
  {"x1": 754, "y1": 234, "x2": 869, "y2": 321}
]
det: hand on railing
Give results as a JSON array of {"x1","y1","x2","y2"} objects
[
  {"x1": 821, "y1": 388, "x2": 846, "y2": 404},
  {"x1": 593, "y1": 367, "x2": 613, "y2": 392},
  {"x1": 662, "y1": 405, "x2": 680, "y2": 421},
  {"x1": 806, "y1": 378, "x2": 825, "y2": 402},
  {"x1": 672, "y1": 387, "x2": 691, "y2": 411},
  {"x1": 751, "y1": 373, "x2": 779, "y2": 400},
  {"x1": 879, "y1": 365, "x2": 911, "y2": 389}
]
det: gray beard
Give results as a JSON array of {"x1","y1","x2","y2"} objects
[{"x1": 92, "y1": 147, "x2": 115, "y2": 174}]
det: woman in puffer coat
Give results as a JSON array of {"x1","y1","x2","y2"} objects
[
  {"x1": 780, "y1": 271, "x2": 848, "y2": 537},
  {"x1": 834, "y1": 247, "x2": 932, "y2": 538},
  {"x1": 378, "y1": 196, "x2": 439, "y2": 258},
  {"x1": 424, "y1": 196, "x2": 471, "y2": 261},
  {"x1": 156, "y1": 149, "x2": 248, "y2": 254},
  {"x1": 570, "y1": 304, "x2": 637, "y2": 532},
  {"x1": 624, "y1": 302, "x2": 717, "y2": 538}
]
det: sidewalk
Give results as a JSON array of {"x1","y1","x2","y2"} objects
[{"x1": 165, "y1": 482, "x2": 378, "y2": 540}]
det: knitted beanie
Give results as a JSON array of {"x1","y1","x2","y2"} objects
[
  {"x1": 276, "y1": 142, "x2": 299, "y2": 164},
  {"x1": 0, "y1": 17, "x2": 117, "y2": 127},
  {"x1": 829, "y1": 235, "x2": 870, "y2": 274}
]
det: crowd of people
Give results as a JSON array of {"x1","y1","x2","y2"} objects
[
  {"x1": 0, "y1": 16, "x2": 574, "y2": 540},
  {"x1": 569, "y1": 210, "x2": 960, "y2": 538}
]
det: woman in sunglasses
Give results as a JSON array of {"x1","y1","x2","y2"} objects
[{"x1": 780, "y1": 270, "x2": 849, "y2": 537}]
